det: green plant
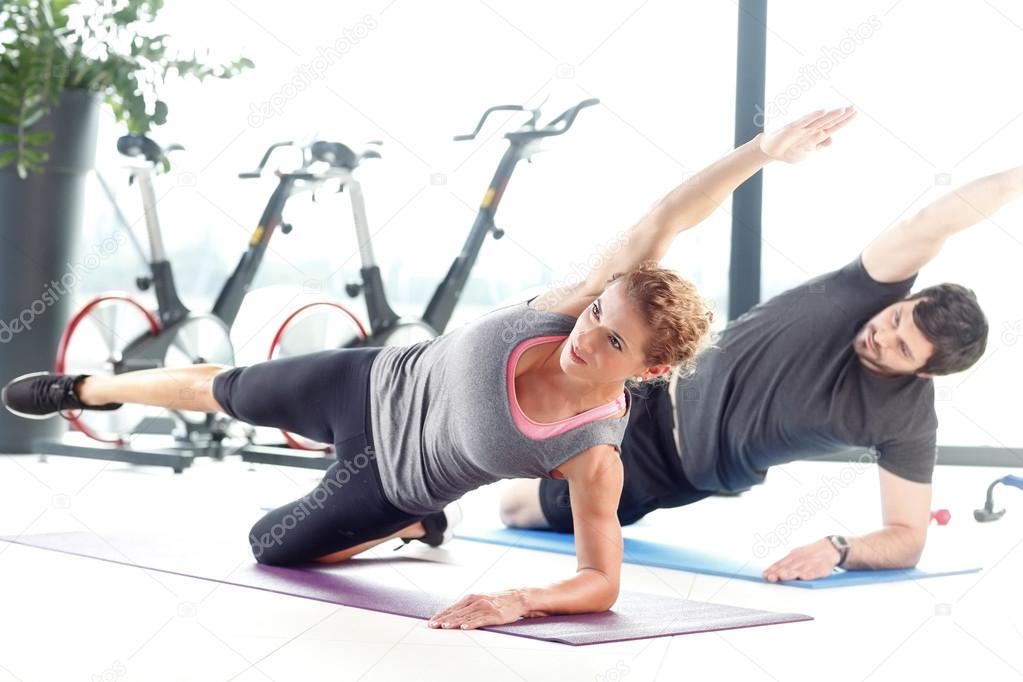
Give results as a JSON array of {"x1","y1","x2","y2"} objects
[{"x1": 0, "y1": 0, "x2": 253, "y2": 177}]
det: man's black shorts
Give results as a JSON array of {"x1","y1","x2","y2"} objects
[{"x1": 539, "y1": 381, "x2": 712, "y2": 532}]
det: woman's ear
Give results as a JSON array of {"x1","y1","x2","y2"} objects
[{"x1": 641, "y1": 364, "x2": 672, "y2": 380}]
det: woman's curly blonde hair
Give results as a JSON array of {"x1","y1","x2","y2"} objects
[{"x1": 609, "y1": 262, "x2": 714, "y2": 380}]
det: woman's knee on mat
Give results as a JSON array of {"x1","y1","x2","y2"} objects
[
  {"x1": 246, "y1": 503, "x2": 342, "y2": 566},
  {"x1": 248, "y1": 513, "x2": 304, "y2": 566}
]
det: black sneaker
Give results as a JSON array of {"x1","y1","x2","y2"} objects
[
  {"x1": 1, "y1": 372, "x2": 122, "y2": 419},
  {"x1": 401, "y1": 502, "x2": 463, "y2": 548}
]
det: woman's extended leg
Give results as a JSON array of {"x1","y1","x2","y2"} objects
[
  {"x1": 77, "y1": 364, "x2": 226, "y2": 413},
  {"x1": 74, "y1": 348, "x2": 383, "y2": 447}
]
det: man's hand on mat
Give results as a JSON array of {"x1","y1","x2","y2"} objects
[
  {"x1": 428, "y1": 589, "x2": 527, "y2": 630},
  {"x1": 762, "y1": 539, "x2": 841, "y2": 582},
  {"x1": 758, "y1": 106, "x2": 857, "y2": 164}
]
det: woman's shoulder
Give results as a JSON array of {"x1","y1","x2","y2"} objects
[{"x1": 551, "y1": 443, "x2": 623, "y2": 481}]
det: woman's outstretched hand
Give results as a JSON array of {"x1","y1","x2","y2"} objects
[
  {"x1": 428, "y1": 589, "x2": 529, "y2": 630},
  {"x1": 758, "y1": 106, "x2": 857, "y2": 163}
]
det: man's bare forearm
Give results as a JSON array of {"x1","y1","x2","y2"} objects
[
  {"x1": 842, "y1": 525, "x2": 926, "y2": 570},
  {"x1": 864, "y1": 164, "x2": 1023, "y2": 281},
  {"x1": 912, "y1": 165, "x2": 1023, "y2": 239}
]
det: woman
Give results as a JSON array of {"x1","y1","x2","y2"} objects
[{"x1": 2, "y1": 106, "x2": 852, "y2": 630}]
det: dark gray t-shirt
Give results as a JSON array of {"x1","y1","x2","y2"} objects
[{"x1": 674, "y1": 257, "x2": 938, "y2": 491}]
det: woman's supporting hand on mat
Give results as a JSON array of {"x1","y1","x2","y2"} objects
[
  {"x1": 427, "y1": 589, "x2": 530, "y2": 630},
  {"x1": 429, "y1": 449, "x2": 626, "y2": 630}
]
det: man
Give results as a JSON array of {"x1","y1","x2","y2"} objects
[{"x1": 501, "y1": 110, "x2": 1012, "y2": 582}]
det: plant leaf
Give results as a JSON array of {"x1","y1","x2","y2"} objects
[
  {"x1": 25, "y1": 130, "x2": 53, "y2": 144},
  {"x1": 152, "y1": 99, "x2": 167, "y2": 126}
]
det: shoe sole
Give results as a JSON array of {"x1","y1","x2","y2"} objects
[
  {"x1": 1, "y1": 371, "x2": 62, "y2": 420},
  {"x1": 439, "y1": 501, "x2": 464, "y2": 545}
]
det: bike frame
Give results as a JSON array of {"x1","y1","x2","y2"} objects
[
  {"x1": 350, "y1": 98, "x2": 599, "y2": 343},
  {"x1": 420, "y1": 137, "x2": 529, "y2": 334},
  {"x1": 115, "y1": 97, "x2": 599, "y2": 362},
  {"x1": 113, "y1": 155, "x2": 302, "y2": 372},
  {"x1": 345, "y1": 138, "x2": 528, "y2": 342}
]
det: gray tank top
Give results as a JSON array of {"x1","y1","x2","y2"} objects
[{"x1": 369, "y1": 301, "x2": 631, "y2": 515}]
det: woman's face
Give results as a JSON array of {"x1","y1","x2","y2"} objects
[{"x1": 561, "y1": 283, "x2": 669, "y2": 383}]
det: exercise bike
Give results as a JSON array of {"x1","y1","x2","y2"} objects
[
  {"x1": 266, "y1": 97, "x2": 600, "y2": 451},
  {"x1": 53, "y1": 134, "x2": 379, "y2": 450},
  {"x1": 49, "y1": 97, "x2": 601, "y2": 464}
]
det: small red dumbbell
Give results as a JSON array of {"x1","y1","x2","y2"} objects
[{"x1": 930, "y1": 509, "x2": 951, "y2": 526}]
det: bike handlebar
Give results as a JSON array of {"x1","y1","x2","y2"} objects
[
  {"x1": 454, "y1": 98, "x2": 599, "y2": 143},
  {"x1": 238, "y1": 141, "x2": 296, "y2": 178},
  {"x1": 530, "y1": 98, "x2": 600, "y2": 137},
  {"x1": 239, "y1": 140, "x2": 382, "y2": 180},
  {"x1": 116, "y1": 135, "x2": 184, "y2": 167},
  {"x1": 238, "y1": 98, "x2": 598, "y2": 180},
  {"x1": 453, "y1": 105, "x2": 531, "y2": 142}
]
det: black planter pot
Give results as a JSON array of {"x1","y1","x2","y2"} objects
[{"x1": 0, "y1": 90, "x2": 100, "y2": 452}]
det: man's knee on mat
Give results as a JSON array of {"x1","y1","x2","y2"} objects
[{"x1": 500, "y1": 479, "x2": 550, "y2": 529}]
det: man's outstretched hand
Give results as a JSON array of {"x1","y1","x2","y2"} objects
[{"x1": 759, "y1": 106, "x2": 857, "y2": 164}]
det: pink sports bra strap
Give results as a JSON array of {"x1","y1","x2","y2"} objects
[{"x1": 507, "y1": 335, "x2": 628, "y2": 440}]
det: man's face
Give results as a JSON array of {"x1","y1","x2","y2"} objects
[{"x1": 853, "y1": 298, "x2": 935, "y2": 377}]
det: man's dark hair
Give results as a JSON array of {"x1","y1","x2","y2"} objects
[{"x1": 907, "y1": 284, "x2": 987, "y2": 375}]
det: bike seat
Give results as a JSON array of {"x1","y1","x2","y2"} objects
[
  {"x1": 117, "y1": 135, "x2": 179, "y2": 165},
  {"x1": 309, "y1": 141, "x2": 357, "y2": 169}
]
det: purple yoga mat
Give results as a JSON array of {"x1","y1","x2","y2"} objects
[{"x1": 0, "y1": 532, "x2": 811, "y2": 645}]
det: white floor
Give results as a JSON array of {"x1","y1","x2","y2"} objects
[{"x1": 0, "y1": 450, "x2": 1021, "y2": 682}]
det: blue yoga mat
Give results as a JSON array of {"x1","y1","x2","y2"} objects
[{"x1": 457, "y1": 527, "x2": 982, "y2": 589}]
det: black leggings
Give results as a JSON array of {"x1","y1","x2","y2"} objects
[{"x1": 213, "y1": 348, "x2": 423, "y2": 566}]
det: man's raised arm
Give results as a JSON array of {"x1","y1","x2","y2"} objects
[{"x1": 863, "y1": 165, "x2": 1023, "y2": 283}]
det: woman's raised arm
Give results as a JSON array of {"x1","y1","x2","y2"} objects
[{"x1": 534, "y1": 107, "x2": 856, "y2": 315}]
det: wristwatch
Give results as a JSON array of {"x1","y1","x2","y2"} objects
[{"x1": 827, "y1": 535, "x2": 850, "y2": 568}]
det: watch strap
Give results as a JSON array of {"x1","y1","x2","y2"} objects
[{"x1": 827, "y1": 535, "x2": 850, "y2": 568}]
